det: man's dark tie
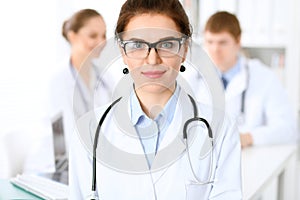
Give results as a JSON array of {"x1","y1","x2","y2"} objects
[{"x1": 221, "y1": 76, "x2": 228, "y2": 89}]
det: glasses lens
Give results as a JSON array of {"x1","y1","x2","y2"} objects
[
  {"x1": 124, "y1": 41, "x2": 148, "y2": 59},
  {"x1": 122, "y1": 38, "x2": 183, "y2": 59},
  {"x1": 157, "y1": 39, "x2": 180, "y2": 57}
]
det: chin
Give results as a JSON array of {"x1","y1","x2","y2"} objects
[{"x1": 135, "y1": 83, "x2": 173, "y2": 94}]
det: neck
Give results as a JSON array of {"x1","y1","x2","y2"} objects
[
  {"x1": 220, "y1": 57, "x2": 238, "y2": 73},
  {"x1": 135, "y1": 84, "x2": 175, "y2": 119}
]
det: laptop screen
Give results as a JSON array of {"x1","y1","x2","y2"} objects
[
  {"x1": 51, "y1": 113, "x2": 68, "y2": 184},
  {"x1": 51, "y1": 113, "x2": 66, "y2": 161}
]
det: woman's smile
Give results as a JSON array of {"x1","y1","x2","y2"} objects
[{"x1": 142, "y1": 70, "x2": 166, "y2": 79}]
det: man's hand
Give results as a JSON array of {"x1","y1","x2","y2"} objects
[{"x1": 240, "y1": 133, "x2": 253, "y2": 148}]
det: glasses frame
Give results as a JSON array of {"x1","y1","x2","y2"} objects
[{"x1": 118, "y1": 36, "x2": 188, "y2": 59}]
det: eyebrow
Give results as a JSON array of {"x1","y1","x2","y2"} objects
[
  {"x1": 123, "y1": 36, "x2": 180, "y2": 42},
  {"x1": 124, "y1": 38, "x2": 146, "y2": 42}
]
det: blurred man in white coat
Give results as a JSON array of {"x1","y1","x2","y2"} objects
[{"x1": 203, "y1": 11, "x2": 298, "y2": 148}]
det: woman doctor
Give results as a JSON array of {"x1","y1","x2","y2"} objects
[
  {"x1": 203, "y1": 11, "x2": 298, "y2": 148},
  {"x1": 69, "y1": 1, "x2": 242, "y2": 199}
]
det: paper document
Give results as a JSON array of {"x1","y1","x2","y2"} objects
[{"x1": 10, "y1": 174, "x2": 68, "y2": 200}]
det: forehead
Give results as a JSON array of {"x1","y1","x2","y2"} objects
[
  {"x1": 120, "y1": 14, "x2": 182, "y2": 41},
  {"x1": 80, "y1": 16, "x2": 106, "y2": 32},
  {"x1": 204, "y1": 31, "x2": 235, "y2": 41}
]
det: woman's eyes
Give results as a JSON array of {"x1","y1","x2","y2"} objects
[
  {"x1": 159, "y1": 41, "x2": 174, "y2": 49},
  {"x1": 133, "y1": 42, "x2": 144, "y2": 48},
  {"x1": 126, "y1": 40, "x2": 176, "y2": 49},
  {"x1": 128, "y1": 42, "x2": 146, "y2": 49}
]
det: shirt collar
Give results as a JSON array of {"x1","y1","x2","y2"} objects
[
  {"x1": 222, "y1": 56, "x2": 241, "y2": 82},
  {"x1": 130, "y1": 90, "x2": 145, "y2": 125},
  {"x1": 130, "y1": 84, "x2": 181, "y2": 126}
]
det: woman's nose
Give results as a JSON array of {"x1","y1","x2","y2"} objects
[{"x1": 146, "y1": 48, "x2": 162, "y2": 64}]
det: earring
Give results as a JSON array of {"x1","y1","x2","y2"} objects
[
  {"x1": 180, "y1": 65, "x2": 186, "y2": 72},
  {"x1": 123, "y1": 67, "x2": 129, "y2": 74}
]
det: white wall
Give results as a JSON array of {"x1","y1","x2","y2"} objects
[
  {"x1": 0, "y1": 0, "x2": 129, "y2": 178},
  {"x1": 56, "y1": 0, "x2": 126, "y2": 64},
  {"x1": 0, "y1": 0, "x2": 127, "y2": 134},
  {"x1": 0, "y1": 1, "x2": 56, "y2": 132}
]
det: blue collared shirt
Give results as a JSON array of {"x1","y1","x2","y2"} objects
[
  {"x1": 130, "y1": 85, "x2": 180, "y2": 167},
  {"x1": 221, "y1": 56, "x2": 242, "y2": 84}
]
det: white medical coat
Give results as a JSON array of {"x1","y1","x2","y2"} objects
[
  {"x1": 69, "y1": 88, "x2": 242, "y2": 200},
  {"x1": 184, "y1": 56, "x2": 298, "y2": 145},
  {"x1": 47, "y1": 58, "x2": 116, "y2": 150},
  {"x1": 224, "y1": 57, "x2": 297, "y2": 145}
]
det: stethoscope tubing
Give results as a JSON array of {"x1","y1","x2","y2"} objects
[
  {"x1": 240, "y1": 63, "x2": 250, "y2": 115},
  {"x1": 89, "y1": 93, "x2": 214, "y2": 198}
]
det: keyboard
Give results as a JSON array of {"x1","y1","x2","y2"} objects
[{"x1": 10, "y1": 174, "x2": 68, "y2": 200}]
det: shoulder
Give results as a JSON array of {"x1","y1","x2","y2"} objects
[
  {"x1": 74, "y1": 103, "x2": 114, "y2": 149},
  {"x1": 76, "y1": 101, "x2": 119, "y2": 131},
  {"x1": 77, "y1": 102, "x2": 112, "y2": 123},
  {"x1": 246, "y1": 58, "x2": 284, "y2": 91},
  {"x1": 247, "y1": 58, "x2": 277, "y2": 80},
  {"x1": 178, "y1": 87, "x2": 235, "y2": 141},
  {"x1": 196, "y1": 100, "x2": 237, "y2": 144}
]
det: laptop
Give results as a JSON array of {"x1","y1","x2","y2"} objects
[
  {"x1": 9, "y1": 113, "x2": 69, "y2": 199},
  {"x1": 49, "y1": 112, "x2": 68, "y2": 184}
]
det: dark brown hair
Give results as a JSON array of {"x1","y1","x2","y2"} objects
[
  {"x1": 115, "y1": 0, "x2": 192, "y2": 37},
  {"x1": 62, "y1": 9, "x2": 103, "y2": 42},
  {"x1": 205, "y1": 11, "x2": 241, "y2": 41}
]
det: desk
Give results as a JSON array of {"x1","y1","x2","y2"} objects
[
  {"x1": 0, "y1": 179, "x2": 43, "y2": 200},
  {"x1": 242, "y1": 144, "x2": 298, "y2": 200}
]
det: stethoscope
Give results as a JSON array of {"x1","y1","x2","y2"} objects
[
  {"x1": 70, "y1": 62, "x2": 110, "y2": 114},
  {"x1": 70, "y1": 64, "x2": 90, "y2": 113},
  {"x1": 237, "y1": 63, "x2": 250, "y2": 125},
  {"x1": 88, "y1": 93, "x2": 214, "y2": 199}
]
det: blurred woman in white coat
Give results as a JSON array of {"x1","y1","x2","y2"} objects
[
  {"x1": 48, "y1": 9, "x2": 110, "y2": 149},
  {"x1": 69, "y1": 0, "x2": 242, "y2": 199},
  {"x1": 203, "y1": 11, "x2": 298, "y2": 148}
]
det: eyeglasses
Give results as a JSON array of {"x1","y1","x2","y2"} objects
[{"x1": 118, "y1": 37, "x2": 187, "y2": 59}]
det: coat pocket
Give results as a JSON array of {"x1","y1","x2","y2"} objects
[{"x1": 185, "y1": 183, "x2": 212, "y2": 200}]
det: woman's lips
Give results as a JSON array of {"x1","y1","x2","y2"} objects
[{"x1": 142, "y1": 70, "x2": 166, "y2": 79}]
